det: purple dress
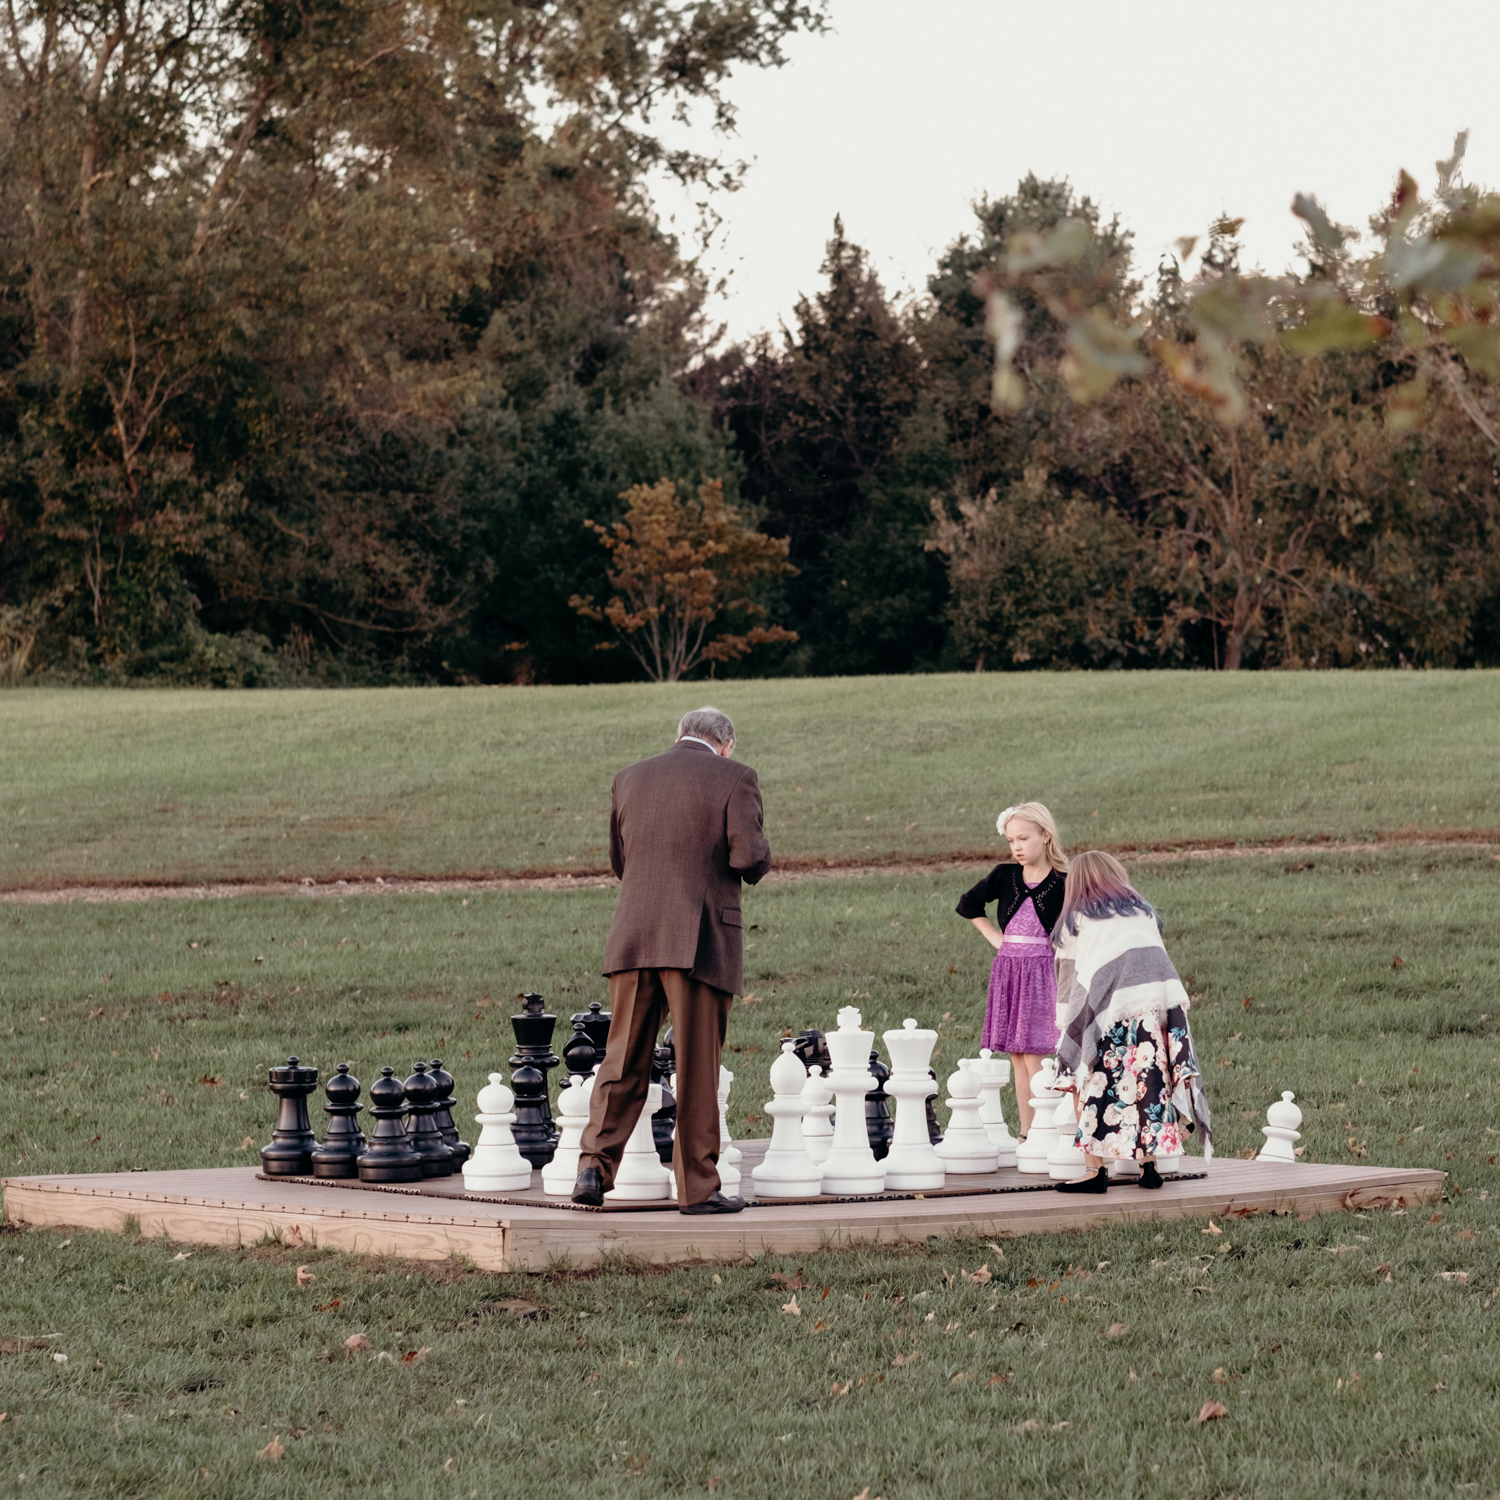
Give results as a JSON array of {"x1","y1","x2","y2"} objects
[{"x1": 981, "y1": 883, "x2": 1059, "y2": 1055}]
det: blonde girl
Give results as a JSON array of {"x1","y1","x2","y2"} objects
[{"x1": 954, "y1": 802, "x2": 1068, "y2": 1137}]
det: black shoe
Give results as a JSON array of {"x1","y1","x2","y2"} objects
[
  {"x1": 679, "y1": 1190, "x2": 746, "y2": 1215},
  {"x1": 571, "y1": 1166, "x2": 606, "y2": 1206},
  {"x1": 1138, "y1": 1162, "x2": 1163, "y2": 1190},
  {"x1": 1055, "y1": 1167, "x2": 1109, "y2": 1195}
]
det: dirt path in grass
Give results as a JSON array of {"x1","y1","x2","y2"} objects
[{"x1": 2, "y1": 829, "x2": 1495, "y2": 906}]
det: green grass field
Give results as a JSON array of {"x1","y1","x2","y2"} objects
[
  {"x1": 4, "y1": 672, "x2": 1498, "y2": 886},
  {"x1": 3, "y1": 675, "x2": 1499, "y2": 1496}
]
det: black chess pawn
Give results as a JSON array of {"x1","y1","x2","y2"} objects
[
  {"x1": 509, "y1": 992, "x2": 559, "y2": 1167},
  {"x1": 925, "y1": 1067, "x2": 945, "y2": 1145},
  {"x1": 311, "y1": 1063, "x2": 366, "y2": 1178},
  {"x1": 402, "y1": 1061, "x2": 454, "y2": 1177},
  {"x1": 561, "y1": 1020, "x2": 598, "y2": 1080},
  {"x1": 357, "y1": 1066, "x2": 424, "y2": 1183},
  {"x1": 428, "y1": 1059, "x2": 470, "y2": 1168},
  {"x1": 865, "y1": 1049, "x2": 894, "y2": 1161},
  {"x1": 651, "y1": 1030, "x2": 677, "y2": 1164},
  {"x1": 261, "y1": 1056, "x2": 319, "y2": 1176},
  {"x1": 572, "y1": 999, "x2": 611, "y2": 1058}
]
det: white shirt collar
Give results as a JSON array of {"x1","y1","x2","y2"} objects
[{"x1": 678, "y1": 736, "x2": 722, "y2": 756}]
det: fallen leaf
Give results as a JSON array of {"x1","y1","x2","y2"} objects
[
  {"x1": 1014, "y1": 1419, "x2": 1042, "y2": 1433},
  {"x1": 987, "y1": 1373, "x2": 1009, "y2": 1386},
  {"x1": 1211, "y1": 1367, "x2": 1227, "y2": 1383},
  {"x1": 1194, "y1": 1399, "x2": 1228, "y2": 1424},
  {"x1": 239, "y1": 1137, "x2": 254, "y2": 1150},
  {"x1": 1105, "y1": 1323, "x2": 1128, "y2": 1339},
  {"x1": 344, "y1": 1334, "x2": 372, "y2": 1351},
  {"x1": 172, "y1": 1251, "x2": 193, "y2": 1262},
  {"x1": 831, "y1": 1380, "x2": 851, "y2": 1396},
  {"x1": 257, "y1": 1436, "x2": 285, "y2": 1461},
  {"x1": 1437, "y1": 1271, "x2": 1469, "y2": 1285},
  {"x1": 781, "y1": 1295, "x2": 801, "y2": 1316},
  {"x1": 985, "y1": 1242, "x2": 1007, "y2": 1258},
  {"x1": 51, "y1": 1352, "x2": 67, "y2": 1364},
  {"x1": 769, "y1": 1270, "x2": 805, "y2": 1291},
  {"x1": 375, "y1": 1351, "x2": 396, "y2": 1362},
  {"x1": 198, "y1": 1468, "x2": 209, "y2": 1480},
  {"x1": 400, "y1": 1346, "x2": 433, "y2": 1365},
  {"x1": 443, "y1": 1458, "x2": 457, "y2": 1475},
  {"x1": 1202, "y1": 1220, "x2": 1223, "y2": 1236},
  {"x1": 316, "y1": 1299, "x2": 342, "y2": 1312},
  {"x1": 962, "y1": 1264, "x2": 993, "y2": 1284},
  {"x1": 295, "y1": 1265, "x2": 315, "y2": 1287},
  {"x1": 1373, "y1": 1263, "x2": 1391, "y2": 1275},
  {"x1": 707, "y1": 1480, "x2": 722, "y2": 1493},
  {"x1": 1392, "y1": 954, "x2": 1406, "y2": 969},
  {"x1": 625, "y1": 1452, "x2": 649, "y2": 1477},
  {"x1": 1455, "y1": 1229, "x2": 1476, "y2": 1242}
]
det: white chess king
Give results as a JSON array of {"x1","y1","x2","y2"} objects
[{"x1": 819, "y1": 1007, "x2": 886, "y2": 1195}]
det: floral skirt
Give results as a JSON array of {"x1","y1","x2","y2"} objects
[{"x1": 1074, "y1": 1015, "x2": 1190, "y2": 1162}]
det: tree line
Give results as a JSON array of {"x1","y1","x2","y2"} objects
[{"x1": 1, "y1": 3, "x2": 1495, "y2": 684}]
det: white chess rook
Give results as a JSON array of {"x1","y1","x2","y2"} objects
[
  {"x1": 604, "y1": 1080, "x2": 673, "y2": 1201},
  {"x1": 541, "y1": 1073, "x2": 594, "y2": 1195},
  {"x1": 965, "y1": 1050, "x2": 1018, "y2": 1168},
  {"x1": 1015, "y1": 1058, "x2": 1063, "y2": 1174},
  {"x1": 716, "y1": 1065, "x2": 741, "y2": 1192},
  {"x1": 881, "y1": 1019, "x2": 945, "y2": 1191},
  {"x1": 1046, "y1": 1091, "x2": 1088, "y2": 1180},
  {"x1": 462, "y1": 1074, "x2": 533, "y2": 1192},
  {"x1": 934, "y1": 1063, "x2": 997, "y2": 1174},
  {"x1": 800, "y1": 1065, "x2": 835, "y2": 1165},
  {"x1": 819, "y1": 1007, "x2": 887, "y2": 1195},
  {"x1": 751, "y1": 1042, "x2": 825, "y2": 1198},
  {"x1": 1258, "y1": 1090, "x2": 1303, "y2": 1163}
]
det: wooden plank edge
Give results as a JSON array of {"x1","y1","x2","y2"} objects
[{"x1": 1, "y1": 1183, "x2": 512, "y2": 1272}]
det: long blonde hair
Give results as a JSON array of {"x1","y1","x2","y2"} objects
[{"x1": 997, "y1": 801, "x2": 1069, "y2": 873}]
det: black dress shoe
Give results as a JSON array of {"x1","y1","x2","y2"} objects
[
  {"x1": 1138, "y1": 1161, "x2": 1164, "y2": 1190},
  {"x1": 1055, "y1": 1167, "x2": 1109, "y2": 1194},
  {"x1": 679, "y1": 1190, "x2": 746, "y2": 1215},
  {"x1": 571, "y1": 1166, "x2": 606, "y2": 1206}
]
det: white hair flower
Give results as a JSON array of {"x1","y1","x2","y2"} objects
[{"x1": 995, "y1": 806, "x2": 1020, "y2": 834}]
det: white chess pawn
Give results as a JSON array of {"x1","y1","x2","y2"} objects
[
  {"x1": 717, "y1": 1065, "x2": 742, "y2": 1190},
  {"x1": 1258, "y1": 1090, "x2": 1303, "y2": 1163},
  {"x1": 604, "y1": 1081, "x2": 672, "y2": 1201},
  {"x1": 752, "y1": 1042, "x2": 824, "y2": 1198},
  {"x1": 800, "y1": 1065, "x2": 835, "y2": 1165},
  {"x1": 881, "y1": 1019, "x2": 945, "y2": 1191},
  {"x1": 820, "y1": 1007, "x2": 887, "y2": 1194},
  {"x1": 461, "y1": 1074, "x2": 532, "y2": 1192},
  {"x1": 935, "y1": 1064, "x2": 998, "y2": 1174},
  {"x1": 541, "y1": 1073, "x2": 594, "y2": 1195},
  {"x1": 966, "y1": 1050, "x2": 1018, "y2": 1167},
  {"x1": 1015, "y1": 1058, "x2": 1063, "y2": 1174},
  {"x1": 1046, "y1": 1092, "x2": 1088, "y2": 1181}
]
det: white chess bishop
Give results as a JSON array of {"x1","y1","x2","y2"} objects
[
  {"x1": 604, "y1": 1080, "x2": 673, "y2": 1202},
  {"x1": 881, "y1": 1020, "x2": 945, "y2": 1190},
  {"x1": 819, "y1": 1007, "x2": 887, "y2": 1195},
  {"x1": 462, "y1": 1074, "x2": 532, "y2": 1192},
  {"x1": 1015, "y1": 1058, "x2": 1063, "y2": 1174},
  {"x1": 541, "y1": 1073, "x2": 594, "y2": 1195},
  {"x1": 751, "y1": 1041, "x2": 824, "y2": 1198},
  {"x1": 800, "y1": 1065, "x2": 835, "y2": 1165},
  {"x1": 934, "y1": 1062, "x2": 997, "y2": 1174}
]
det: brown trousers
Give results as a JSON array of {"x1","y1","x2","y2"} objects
[{"x1": 579, "y1": 969, "x2": 733, "y2": 1206}]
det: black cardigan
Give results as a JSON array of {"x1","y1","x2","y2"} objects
[{"x1": 955, "y1": 862, "x2": 1065, "y2": 935}]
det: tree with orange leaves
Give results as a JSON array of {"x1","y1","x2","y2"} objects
[{"x1": 570, "y1": 480, "x2": 798, "y2": 682}]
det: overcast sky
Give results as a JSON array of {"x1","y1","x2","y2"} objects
[{"x1": 648, "y1": 0, "x2": 1498, "y2": 345}]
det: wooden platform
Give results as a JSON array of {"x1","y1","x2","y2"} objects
[{"x1": 1, "y1": 1146, "x2": 1444, "y2": 1271}]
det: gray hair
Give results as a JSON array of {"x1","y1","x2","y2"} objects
[{"x1": 677, "y1": 706, "x2": 735, "y2": 748}]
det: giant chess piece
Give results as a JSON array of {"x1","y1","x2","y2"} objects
[
  {"x1": 561, "y1": 1020, "x2": 597, "y2": 1081},
  {"x1": 651, "y1": 1031, "x2": 677, "y2": 1165},
  {"x1": 403, "y1": 1061, "x2": 454, "y2": 1177},
  {"x1": 1258, "y1": 1090, "x2": 1303, "y2": 1163},
  {"x1": 800, "y1": 1065, "x2": 835, "y2": 1165},
  {"x1": 509, "y1": 992, "x2": 560, "y2": 1168},
  {"x1": 542, "y1": 1073, "x2": 594, "y2": 1195},
  {"x1": 752, "y1": 1041, "x2": 824, "y2": 1198},
  {"x1": 604, "y1": 1081, "x2": 673, "y2": 1202},
  {"x1": 1015, "y1": 1058, "x2": 1063, "y2": 1174},
  {"x1": 881, "y1": 1020, "x2": 945, "y2": 1191},
  {"x1": 716, "y1": 1066, "x2": 742, "y2": 1192},
  {"x1": 261, "y1": 1056, "x2": 319, "y2": 1176},
  {"x1": 357, "y1": 1066, "x2": 424, "y2": 1182},
  {"x1": 935, "y1": 1064, "x2": 997, "y2": 1174},
  {"x1": 572, "y1": 1000, "x2": 611, "y2": 1059},
  {"x1": 429, "y1": 1059, "x2": 470, "y2": 1168},
  {"x1": 462, "y1": 1074, "x2": 532, "y2": 1192},
  {"x1": 968, "y1": 1050, "x2": 1019, "y2": 1167},
  {"x1": 792, "y1": 1029, "x2": 832, "y2": 1076},
  {"x1": 310, "y1": 1062, "x2": 365, "y2": 1179},
  {"x1": 925, "y1": 1069, "x2": 945, "y2": 1145},
  {"x1": 865, "y1": 1049, "x2": 894, "y2": 1161},
  {"x1": 1046, "y1": 1092, "x2": 1088, "y2": 1181},
  {"x1": 820, "y1": 1008, "x2": 887, "y2": 1195}
]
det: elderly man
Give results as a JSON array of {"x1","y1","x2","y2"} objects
[{"x1": 572, "y1": 706, "x2": 771, "y2": 1213}]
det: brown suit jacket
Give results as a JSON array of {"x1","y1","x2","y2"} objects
[{"x1": 602, "y1": 740, "x2": 772, "y2": 996}]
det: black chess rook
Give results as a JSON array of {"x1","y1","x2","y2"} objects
[
  {"x1": 357, "y1": 1066, "x2": 424, "y2": 1182},
  {"x1": 310, "y1": 1062, "x2": 366, "y2": 1178},
  {"x1": 260, "y1": 1056, "x2": 319, "y2": 1176}
]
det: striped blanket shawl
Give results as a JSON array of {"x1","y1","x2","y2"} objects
[{"x1": 1054, "y1": 911, "x2": 1213, "y2": 1152}]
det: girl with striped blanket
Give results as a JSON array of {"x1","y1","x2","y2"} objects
[{"x1": 1052, "y1": 851, "x2": 1212, "y2": 1194}]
